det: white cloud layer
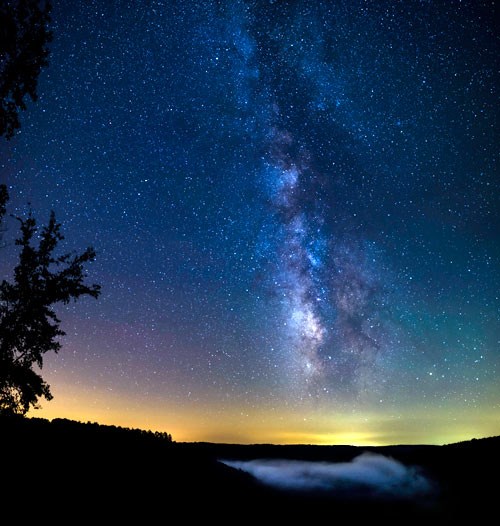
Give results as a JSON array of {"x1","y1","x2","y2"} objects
[{"x1": 222, "y1": 453, "x2": 434, "y2": 499}]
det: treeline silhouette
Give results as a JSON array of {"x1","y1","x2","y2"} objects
[
  {"x1": 2, "y1": 414, "x2": 498, "y2": 524},
  {"x1": 6, "y1": 415, "x2": 173, "y2": 442},
  {"x1": 1, "y1": 414, "x2": 260, "y2": 522}
]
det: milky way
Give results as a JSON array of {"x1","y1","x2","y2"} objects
[
  {"x1": 261, "y1": 121, "x2": 393, "y2": 396},
  {"x1": 265, "y1": 126, "x2": 327, "y2": 382},
  {"x1": 0, "y1": 0, "x2": 498, "y2": 443}
]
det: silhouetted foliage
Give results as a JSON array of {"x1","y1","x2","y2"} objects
[
  {"x1": 0, "y1": 0, "x2": 52, "y2": 138},
  {"x1": 0, "y1": 185, "x2": 7, "y2": 220},
  {"x1": 0, "y1": 188, "x2": 100, "y2": 415},
  {"x1": 0, "y1": 184, "x2": 7, "y2": 245}
]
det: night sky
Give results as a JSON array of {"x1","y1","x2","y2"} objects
[{"x1": 1, "y1": 0, "x2": 498, "y2": 444}]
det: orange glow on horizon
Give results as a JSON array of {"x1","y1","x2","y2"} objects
[{"x1": 29, "y1": 379, "x2": 500, "y2": 446}]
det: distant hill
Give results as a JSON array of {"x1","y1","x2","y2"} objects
[{"x1": 1, "y1": 415, "x2": 498, "y2": 524}]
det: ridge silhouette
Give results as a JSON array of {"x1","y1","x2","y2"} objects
[{"x1": 2, "y1": 415, "x2": 497, "y2": 524}]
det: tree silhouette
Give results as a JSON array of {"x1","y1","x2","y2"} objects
[
  {"x1": 0, "y1": 185, "x2": 7, "y2": 220},
  {"x1": 0, "y1": 0, "x2": 52, "y2": 139},
  {"x1": 0, "y1": 188, "x2": 100, "y2": 415},
  {"x1": 0, "y1": 184, "x2": 7, "y2": 245}
]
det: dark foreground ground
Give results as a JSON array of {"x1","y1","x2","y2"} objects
[{"x1": 1, "y1": 416, "x2": 498, "y2": 524}]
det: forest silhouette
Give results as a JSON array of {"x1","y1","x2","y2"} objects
[{"x1": 2, "y1": 414, "x2": 498, "y2": 523}]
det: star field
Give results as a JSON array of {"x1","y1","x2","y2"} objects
[{"x1": 0, "y1": 0, "x2": 498, "y2": 444}]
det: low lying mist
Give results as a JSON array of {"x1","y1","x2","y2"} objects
[{"x1": 221, "y1": 453, "x2": 434, "y2": 500}]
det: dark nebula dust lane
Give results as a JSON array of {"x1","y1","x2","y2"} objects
[{"x1": 0, "y1": 0, "x2": 498, "y2": 443}]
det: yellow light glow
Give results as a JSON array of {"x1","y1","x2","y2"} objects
[{"x1": 30, "y1": 375, "x2": 500, "y2": 446}]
